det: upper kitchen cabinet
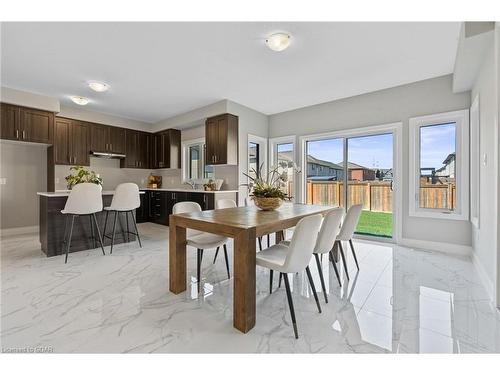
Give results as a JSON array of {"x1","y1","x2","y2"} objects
[
  {"x1": 121, "y1": 129, "x2": 150, "y2": 169},
  {"x1": 205, "y1": 113, "x2": 238, "y2": 165},
  {"x1": 54, "y1": 117, "x2": 90, "y2": 166},
  {"x1": 0, "y1": 103, "x2": 54, "y2": 144},
  {"x1": 153, "y1": 129, "x2": 181, "y2": 169},
  {"x1": 89, "y1": 123, "x2": 126, "y2": 154}
]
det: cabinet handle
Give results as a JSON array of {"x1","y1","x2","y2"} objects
[
  {"x1": 16, "y1": 129, "x2": 19, "y2": 139},
  {"x1": 22, "y1": 130, "x2": 26, "y2": 139},
  {"x1": 110, "y1": 143, "x2": 112, "y2": 151}
]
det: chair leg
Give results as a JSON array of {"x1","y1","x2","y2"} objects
[
  {"x1": 269, "y1": 270, "x2": 274, "y2": 294},
  {"x1": 131, "y1": 210, "x2": 142, "y2": 248},
  {"x1": 92, "y1": 213, "x2": 106, "y2": 256},
  {"x1": 282, "y1": 273, "x2": 298, "y2": 339},
  {"x1": 338, "y1": 241, "x2": 349, "y2": 281},
  {"x1": 102, "y1": 210, "x2": 109, "y2": 245},
  {"x1": 213, "y1": 246, "x2": 220, "y2": 264},
  {"x1": 278, "y1": 273, "x2": 282, "y2": 288},
  {"x1": 110, "y1": 211, "x2": 118, "y2": 254},
  {"x1": 258, "y1": 237, "x2": 262, "y2": 251},
  {"x1": 126, "y1": 211, "x2": 130, "y2": 242},
  {"x1": 305, "y1": 266, "x2": 322, "y2": 313},
  {"x1": 65, "y1": 215, "x2": 75, "y2": 264},
  {"x1": 120, "y1": 212, "x2": 126, "y2": 243},
  {"x1": 61, "y1": 215, "x2": 69, "y2": 250},
  {"x1": 329, "y1": 251, "x2": 342, "y2": 287},
  {"x1": 197, "y1": 248, "x2": 203, "y2": 293},
  {"x1": 89, "y1": 215, "x2": 96, "y2": 249},
  {"x1": 267, "y1": 234, "x2": 270, "y2": 248},
  {"x1": 314, "y1": 253, "x2": 328, "y2": 303},
  {"x1": 349, "y1": 239, "x2": 359, "y2": 270},
  {"x1": 223, "y1": 244, "x2": 230, "y2": 279}
]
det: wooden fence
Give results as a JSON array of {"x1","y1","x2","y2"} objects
[{"x1": 306, "y1": 180, "x2": 456, "y2": 212}]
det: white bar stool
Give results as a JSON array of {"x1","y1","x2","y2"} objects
[
  {"x1": 102, "y1": 183, "x2": 142, "y2": 254},
  {"x1": 336, "y1": 204, "x2": 363, "y2": 280},
  {"x1": 173, "y1": 201, "x2": 230, "y2": 293},
  {"x1": 61, "y1": 183, "x2": 105, "y2": 263},
  {"x1": 256, "y1": 214, "x2": 323, "y2": 339}
]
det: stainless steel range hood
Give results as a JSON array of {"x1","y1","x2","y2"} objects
[{"x1": 90, "y1": 151, "x2": 126, "y2": 159}]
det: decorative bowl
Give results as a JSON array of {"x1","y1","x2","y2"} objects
[{"x1": 253, "y1": 197, "x2": 283, "y2": 211}]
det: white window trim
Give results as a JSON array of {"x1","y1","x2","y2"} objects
[
  {"x1": 470, "y1": 96, "x2": 480, "y2": 228},
  {"x1": 408, "y1": 109, "x2": 470, "y2": 221},
  {"x1": 247, "y1": 134, "x2": 268, "y2": 181},
  {"x1": 181, "y1": 137, "x2": 205, "y2": 182},
  {"x1": 269, "y1": 135, "x2": 297, "y2": 202},
  {"x1": 298, "y1": 122, "x2": 403, "y2": 243}
]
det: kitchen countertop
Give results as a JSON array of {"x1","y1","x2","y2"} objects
[
  {"x1": 140, "y1": 188, "x2": 239, "y2": 194},
  {"x1": 37, "y1": 190, "x2": 146, "y2": 197}
]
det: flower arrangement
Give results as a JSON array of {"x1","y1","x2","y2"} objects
[{"x1": 65, "y1": 166, "x2": 102, "y2": 190}]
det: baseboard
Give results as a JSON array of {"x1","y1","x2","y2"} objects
[
  {"x1": 0, "y1": 225, "x2": 39, "y2": 237},
  {"x1": 471, "y1": 251, "x2": 495, "y2": 301},
  {"x1": 399, "y1": 237, "x2": 472, "y2": 256}
]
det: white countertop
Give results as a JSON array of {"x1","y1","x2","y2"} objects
[
  {"x1": 140, "y1": 188, "x2": 239, "y2": 194},
  {"x1": 37, "y1": 190, "x2": 146, "y2": 197}
]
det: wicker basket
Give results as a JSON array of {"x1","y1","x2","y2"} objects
[{"x1": 253, "y1": 197, "x2": 283, "y2": 211}]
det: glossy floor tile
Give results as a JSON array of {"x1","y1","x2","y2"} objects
[{"x1": 1, "y1": 223, "x2": 499, "y2": 353}]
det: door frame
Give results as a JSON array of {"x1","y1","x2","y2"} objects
[
  {"x1": 298, "y1": 122, "x2": 403, "y2": 243},
  {"x1": 269, "y1": 135, "x2": 298, "y2": 202}
]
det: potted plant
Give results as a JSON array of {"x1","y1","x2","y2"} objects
[
  {"x1": 243, "y1": 162, "x2": 300, "y2": 210},
  {"x1": 65, "y1": 166, "x2": 103, "y2": 190}
]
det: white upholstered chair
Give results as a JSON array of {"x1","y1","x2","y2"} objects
[
  {"x1": 212, "y1": 199, "x2": 237, "y2": 264},
  {"x1": 61, "y1": 183, "x2": 105, "y2": 263},
  {"x1": 173, "y1": 201, "x2": 230, "y2": 292},
  {"x1": 256, "y1": 214, "x2": 323, "y2": 339},
  {"x1": 102, "y1": 183, "x2": 142, "y2": 254},
  {"x1": 336, "y1": 204, "x2": 363, "y2": 280}
]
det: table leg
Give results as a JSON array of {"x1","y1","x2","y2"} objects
[
  {"x1": 169, "y1": 218, "x2": 187, "y2": 294},
  {"x1": 233, "y1": 227, "x2": 256, "y2": 333}
]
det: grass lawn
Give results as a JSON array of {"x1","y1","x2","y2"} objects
[{"x1": 355, "y1": 210, "x2": 393, "y2": 238}]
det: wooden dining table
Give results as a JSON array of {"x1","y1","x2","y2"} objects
[{"x1": 169, "y1": 203, "x2": 336, "y2": 334}]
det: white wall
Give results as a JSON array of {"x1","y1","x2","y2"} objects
[
  {"x1": 0, "y1": 142, "x2": 47, "y2": 229},
  {"x1": 1, "y1": 86, "x2": 60, "y2": 112},
  {"x1": 471, "y1": 42, "x2": 498, "y2": 300},
  {"x1": 269, "y1": 75, "x2": 471, "y2": 247}
]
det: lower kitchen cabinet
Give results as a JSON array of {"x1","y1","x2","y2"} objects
[{"x1": 136, "y1": 191, "x2": 150, "y2": 223}]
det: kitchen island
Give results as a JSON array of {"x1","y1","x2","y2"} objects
[{"x1": 37, "y1": 190, "x2": 143, "y2": 257}]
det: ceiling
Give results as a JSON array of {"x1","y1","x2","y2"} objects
[{"x1": 1, "y1": 22, "x2": 461, "y2": 123}]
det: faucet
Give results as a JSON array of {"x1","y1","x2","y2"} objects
[{"x1": 184, "y1": 179, "x2": 196, "y2": 189}]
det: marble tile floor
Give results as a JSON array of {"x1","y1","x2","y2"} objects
[{"x1": 1, "y1": 223, "x2": 499, "y2": 353}]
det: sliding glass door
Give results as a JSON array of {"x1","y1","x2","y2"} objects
[{"x1": 305, "y1": 131, "x2": 395, "y2": 239}]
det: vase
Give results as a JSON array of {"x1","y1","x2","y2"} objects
[{"x1": 253, "y1": 197, "x2": 283, "y2": 211}]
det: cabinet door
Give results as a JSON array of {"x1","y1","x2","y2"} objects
[
  {"x1": 71, "y1": 121, "x2": 90, "y2": 166},
  {"x1": 90, "y1": 123, "x2": 109, "y2": 153},
  {"x1": 0, "y1": 103, "x2": 21, "y2": 141},
  {"x1": 188, "y1": 192, "x2": 207, "y2": 210},
  {"x1": 151, "y1": 134, "x2": 159, "y2": 169},
  {"x1": 168, "y1": 129, "x2": 181, "y2": 169},
  {"x1": 205, "y1": 119, "x2": 217, "y2": 165},
  {"x1": 124, "y1": 130, "x2": 138, "y2": 168},
  {"x1": 109, "y1": 126, "x2": 126, "y2": 154},
  {"x1": 21, "y1": 107, "x2": 54, "y2": 144},
  {"x1": 137, "y1": 132, "x2": 150, "y2": 168},
  {"x1": 215, "y1": 116, "x2": 228, "y2": 164},
  {"x1": 54, "y1": 118, "x2": 71, "y2": 165}
]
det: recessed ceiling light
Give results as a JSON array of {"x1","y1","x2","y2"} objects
[
  {"x1": 88, "y1": 81, "x2": 109, "y2": 92},
  {"x1": 265, "y1": 33, "x2": 291, "y2": 52},
  {"x1": 70, "y1": 96, "x2": 90, "y2": 105}
]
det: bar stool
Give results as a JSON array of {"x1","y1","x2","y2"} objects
[
  {"x1": 173, "y1": 201, "x2": 230, "y2": 293},
  {"x1": 61, "y1": 183, "x2": 105, "y2": 263},
  {"x1": 336, "y1": 204, "x2": 363, "y2": 280},
  {"x1": 212, "y1": 198, "x2": 236, "y2": 264},
  {"x1": 256, "y1": 214, "x2": 323, "y2": 339},
  {"x1": 102, "y1": 183, "x2": 142, "y2": 254}
]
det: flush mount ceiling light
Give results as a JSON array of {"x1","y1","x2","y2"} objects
[
  {"x1": 88, "y1": 81, "x2": 109, "y2": 92},
  {"x1": 70, "y1": 96, "x2": 90, "y2": 105},
  {"x1": 265, "y1": 33, "x2": 291, "y2": 52}
]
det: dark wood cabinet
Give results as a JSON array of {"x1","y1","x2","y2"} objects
[
  {"x1": 54, "y1": 118, "x2": 90, "y2": 166},
  {"x1": 122, "y1": 129, "x2": 150, "y2": 169},
  {"x1": 205, "y1": 113, "x2": 238, "y2": 165},
  {"x1": 136, "y1": 191, "x2": 150, "y2": 223},
  {"x1": 0, "y1": 103, "x2": 54, "y2": 144},
  {"x1": 90, "y1": 123, "x2": 126, "y2": 154},
  {"x1": 153, "y1": 129, "x2": 181, "y2": 169}
]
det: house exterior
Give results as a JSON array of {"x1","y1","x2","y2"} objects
[
  {"x1": 337, "y1": 161, "x2": 376, "y2": 181},
  {"x1": 435, "y1": 152, "x2": 455, "y2": 178}
]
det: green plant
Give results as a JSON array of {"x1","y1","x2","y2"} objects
[
  {"x1": 242, "y1": 162, "x2": 299, "y2": 200},
  {"x1": 65, "y1": 166, "x2": 103, "y2": 189}
]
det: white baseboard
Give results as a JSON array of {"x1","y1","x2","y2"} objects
[
  {"x1": 471, "y1": 251, "x2": 495, "y2": 301},
  {"x1": 399, "y1": 237, "x2": 472, "y2": 256},
  {"x1": 0, "y1": 226, "x2": 39, "y2": 237}
]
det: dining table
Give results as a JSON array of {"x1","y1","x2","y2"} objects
[{"x1": 168, "y1": 202, "x2": 336, "y2": 333}]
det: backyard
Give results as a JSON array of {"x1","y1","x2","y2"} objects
[{"x1": 355, "y1": 210, "x2": 393, "y2": 238}]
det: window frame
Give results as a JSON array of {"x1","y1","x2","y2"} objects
[
  {"x1": 470, "y1": 96, "x2": 480, "y2": 228},
  {"x1": 269, "y1": 135, "x2": 297, "y2": 202},
  {"x1": 408, "y1": 109, "x2": 470, "y2": 221}
]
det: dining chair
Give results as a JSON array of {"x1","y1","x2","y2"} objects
[
  {"x1": 102, "y1": 183, "x2": 142, "y2": 254},
  {"x1": 256, "y1": 214, "x2": 323, "y2": 339},
  {"x1": 173, "y1": 201, "x2": 230, "y2": 292},
  {"x1": 61, "y1": 183, "x2": 105, "y2": 263},
  {"x1": 336, "y1": 204, "x2": 363, "y2": 280},
  {"x1": 212, "y1": 198, "x2": 236, "y2": 264}
]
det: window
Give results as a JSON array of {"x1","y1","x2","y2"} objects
[
  {"x1": 409, "y1": 110, "x2": 469, "y2": 220},
  {"x1": 277, "y1": 142, "x2": 295, "y2": 199},
  {"x1": 248, "y1": 142, "x2": 260, "y2": 179},
  {"x1": 183, "y1": 139, "x2": 214, "y2": 181}
]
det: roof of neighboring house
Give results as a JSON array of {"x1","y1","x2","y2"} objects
[
  {"x1": 442, "y1": 152, "x2": 455, "y2": 165},
  {"x1": 337, "y1": 161, "x2": 371, "y2": 170},
  {"x1": 278, "y1": 151, "x2": 343, "y2": 170}
]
